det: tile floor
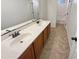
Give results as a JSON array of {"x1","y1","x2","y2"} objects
[{"x1": 39, "y1": 24, "x2": 70, "y2": 59}]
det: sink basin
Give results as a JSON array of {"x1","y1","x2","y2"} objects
[{"x1": 10, "y1": 33, "x2": 32, "y2": 46}]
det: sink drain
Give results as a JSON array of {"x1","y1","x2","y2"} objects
[{"x1": 20, "y1": 41, "x2": 23, "y2": 43}]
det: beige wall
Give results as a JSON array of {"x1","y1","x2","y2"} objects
[
  {"x1": 47, "y1": 0, "x2": 57, "y2": 27},
  {"x1": 39, "y1": 0, "x2": 47, "y2": 20},
  {"x1": 39, "y1": 0, "x2": 57, "y2": 27}
]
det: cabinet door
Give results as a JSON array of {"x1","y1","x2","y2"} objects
[
  {"x1": 33, "y1": 32, "x2": 44, "y2": 59},
  {"x1": 44, "y1": 26, "x2": 48, "y2": 43},
  {"x1": 18, "y1": 44, "x2": 35, "y2": 59},
  {"x1": 47, "y1": 23, "x2": 51, "y2": 36},
  {"x1": 44, "y1": 23, "x2": 51, "y2": 43}
]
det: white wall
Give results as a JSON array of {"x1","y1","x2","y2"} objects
[
  {"x1": 32, "y1": 0, "x2": 39, "y2": 19},
  {"x1": 56, "y1": 0, "x2": 68, "y2": 24},
  {"x1": 39, "y1": 0, "x2": 47, "y2": 20},
  {"x1": 47, "y1": 0, "x2": 57, "y2": 27},
  {"x1": 35, "y1": 0, "x2": 57, "y2": 27},
  {"x1": 1, "y1": 0, "x2": 33, "y2": 30}
]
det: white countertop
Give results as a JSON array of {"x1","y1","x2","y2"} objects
[{"x1": 1, "y1": 19, "x2": 50, "y2": 59}]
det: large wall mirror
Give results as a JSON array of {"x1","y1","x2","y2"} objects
[{"x1": 1, "y1": 0, "x2": 39, "y2": 30}]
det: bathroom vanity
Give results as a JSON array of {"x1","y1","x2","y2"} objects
[
  {"x1": 19, "y1": 23, "x2": 50, "y2": 59},
  {"x1": 1, "y1": 0, "x2": 51, "y2": 59},
  {"x1": 1, "y1": 20, "x2": 51, "y2": 59}
]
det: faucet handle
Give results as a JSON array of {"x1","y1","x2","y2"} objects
[
  {"x1": 6, "y1": 30, "x2": 12, "y2": 32},
  {"x1": 17, "y1": 31, "x2": 20, "y2": 35},
  {"x1": 12, "y1": 34, "x2": 15, "y2": 38},
  {"x1": 9, "y1": 34, "x2": 15, "y2": 38}
]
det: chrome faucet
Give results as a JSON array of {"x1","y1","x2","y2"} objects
[
  {"x1": 12, "y1": 31, "x2": 20, "y2": 38},
  {"x1": 6, "y1": 30, "x2": 20, "y2": 38}
]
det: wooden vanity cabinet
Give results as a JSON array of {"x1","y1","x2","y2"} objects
[
  {"x1": 33, "y1": 32, "x2": 44, "y2": 59},
  {"x1": 18, "y1": 44, "x2": 35, "y2": 59}
]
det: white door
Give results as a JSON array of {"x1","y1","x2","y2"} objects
[
  {"x1": 57, "y1": 0, "x2": 77, "y2": 59},
  {"x1": 66, "y1": 0, "x2": 77, "y2": 59}
]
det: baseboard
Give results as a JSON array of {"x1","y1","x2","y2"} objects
[{"x1": 56, "y1": 20, "x2": 66, "y2": 24}]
